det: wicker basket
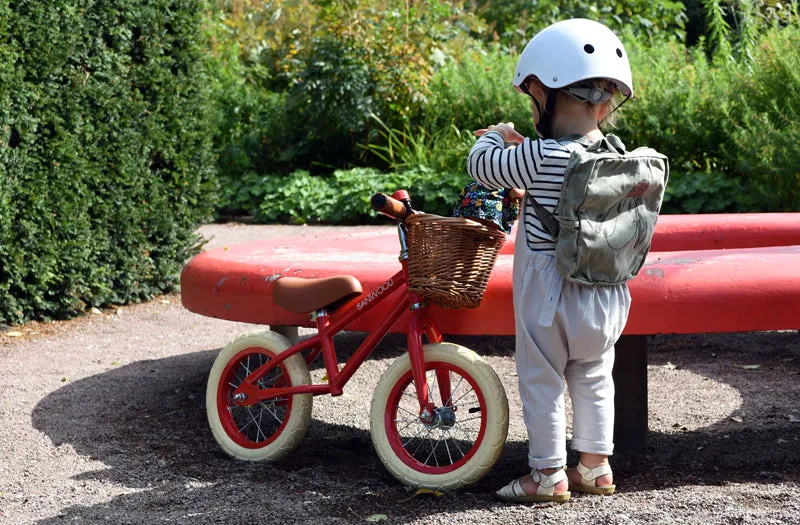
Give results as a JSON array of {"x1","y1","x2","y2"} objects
[{"x1": 405, "y1": 214, "x2": 507, "y2": 309}]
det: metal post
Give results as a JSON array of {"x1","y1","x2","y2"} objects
[
  {"x1": 272, "y1": 325, "x2": 299, "y2": 345},
  {"x1": 612, "y1": 334, "x2": 649, "y2": 452}
]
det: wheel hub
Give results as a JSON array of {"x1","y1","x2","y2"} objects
[{"x1": 421, "y1": 406, "x2": 457, "y2": 430}]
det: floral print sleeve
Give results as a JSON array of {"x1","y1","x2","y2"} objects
[{"x1": 452, "y1": 180, "x2": 519, "y2": 234}]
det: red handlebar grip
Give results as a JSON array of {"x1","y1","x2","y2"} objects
[{"x1": 371, "y1": 193, "x2": 409, "y2": 219}]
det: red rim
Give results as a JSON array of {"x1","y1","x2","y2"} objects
[
  {"x1": 216, "y1": 347, "x2": 292, "y2": 449},
  {"x1": 384, "y1": 361, "x2": 487, "y2": 474}
]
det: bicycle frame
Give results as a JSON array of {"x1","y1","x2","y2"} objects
[{"x1": 231, "y1": 222, "x2": 445, "y2": 414}]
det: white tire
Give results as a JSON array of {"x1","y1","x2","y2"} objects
[
  {"x1": 206, "y1": 330, "x2": 312, "y2": 461},
  {"x1": 370, "y1": 343, "x2": 509, "y2": 491}
]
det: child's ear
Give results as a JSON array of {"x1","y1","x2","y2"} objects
[{"x1": 529, "y1": 78, "x2": 547, "y2": 99}]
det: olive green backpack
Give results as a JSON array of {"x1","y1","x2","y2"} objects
[{"x1": 530, "y1": 134, "x2": 669, "y2": 286}]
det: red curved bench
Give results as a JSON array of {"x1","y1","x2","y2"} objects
[
  {"x1": 181, "y1": 213, "x2": 800, "y2": 451},
  {"x1": 499, "y1": 212, "x2": 800, "y2": 254},
  {"x1": 182, "y1": 214, "x2": 800, "y2": 335}
]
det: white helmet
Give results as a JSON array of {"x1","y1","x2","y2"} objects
[{"x1": 513, "y1": 18, "x2": 633, "y2": 98}]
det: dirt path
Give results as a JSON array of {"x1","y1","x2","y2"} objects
[{"x1": 1, "y1": 224, "x2": 798, "y2": 524}]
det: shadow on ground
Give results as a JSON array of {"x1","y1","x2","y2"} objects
[{"x1": 31, "y1": 331, "x2": 800, "y2": 524}]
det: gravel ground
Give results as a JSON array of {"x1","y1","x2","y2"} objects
[{"x1": 1, "y1": 224, "x2": 799, "y2": 525}]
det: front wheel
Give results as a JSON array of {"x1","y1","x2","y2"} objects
[
  {"x1": 370, "y1": 343, "x2": 509, "y2": 491},
  {"x1": 206, "y1": 331, "x2": 313, "y2": 461}
]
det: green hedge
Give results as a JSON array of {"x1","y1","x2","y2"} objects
[{"x1": 0, "y1": 0, "x2": 216, "y2": 324}]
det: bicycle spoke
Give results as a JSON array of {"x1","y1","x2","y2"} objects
[
  {"x1": 449, "y1": 380, "x2": 475, "y2": 406},
  {"x1": 401, "y1": 391, "x2": 418, "y2": 402},
  {"x1": 450, "y1": 432, "x2": 467, "y2": 460},
  {"x1": 423, "y1": 433, "x2": 445, "y2": 467},
  {"x1": 410, "y1": 426, "x2": 437, "y2": 459},
  {"x1": 255, "y1": 409, "x2": 266, "y2": 442},
  {"x1": 396, "y1": 405, "x2": 418, "y2": 419},
  {"x1": 443, "y1": 435, "x2": 454, "y2": 466},
  {"x1": 261, "y1": 401, "x2": 285, "y2": 425},
  {"x1": 237, "y1": 408, "x2": 258, "y2": 434},
  {"x1": 402, "y1": 424, "x2": 430, "y2": 450},
  {"x1": 454, "y1": 397, "x2": 480, "y2": 409},
  {"x1": 452, "y1": 422, "x2": 474, "y2": 444},
  {"x1": 394, "y1": 418, "x2": 416, "y2": 435},
  {"x1": 429, "y1": 372, "x2": 440, "y2": 404},
  {"x1": 412, "y1": 378, "x2": 433, "y2": 404},
  {"x1": 261, "y1": 368, "x2": 284, "y2": 388}
]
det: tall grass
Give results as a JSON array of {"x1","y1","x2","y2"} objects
[{"x1": 361, "y1": 113, "x2": 475, "y2": 174}]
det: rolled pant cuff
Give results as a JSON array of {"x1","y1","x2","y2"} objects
[
  {"x1": 571, "y1": 437, "x2": 614, "y2": 456},
  {"x1": 529, "y1": 457, "x2": 567, "y2": 470}
]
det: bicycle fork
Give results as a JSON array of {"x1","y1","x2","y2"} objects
[{"x1": 405, "y1": 300, "x2": 452, "y2": 426}]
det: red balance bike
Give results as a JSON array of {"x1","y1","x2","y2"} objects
[{"x1": 205, "y1": 190, "x2": 509, "y2": 491}]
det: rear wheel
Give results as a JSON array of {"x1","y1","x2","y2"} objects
[
  {"x1": 206, "y1": 331, "x2": 312, "y2": 461},
  {"x1": 370, "y1": 343, "x2": 508, "y2": 491}
]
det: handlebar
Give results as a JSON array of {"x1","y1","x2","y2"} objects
[{"x1": 371, "y1": 190, "x2": 413, "y2": 220}]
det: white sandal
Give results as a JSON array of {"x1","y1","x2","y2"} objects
[
  {"x1": 495, "y1": 468, "x2": 571, "y2": 503},
  {"x1": 568, "y1": 462, "x2": 616, "y2": 495}
]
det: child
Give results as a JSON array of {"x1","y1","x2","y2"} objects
[{"x1": 467, "y1": 18, "x2": 636, "y2": 503}]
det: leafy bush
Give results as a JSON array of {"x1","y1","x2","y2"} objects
[
  {"x1": 620, "y1": 22, "x2": 800, "y2": 211},
  {"x1": 205, "y1": 0, "x2": 487, "y2": 174},
  {"x1": 318, "y1": 0, "x2": 485, "y2": 123},
  {"x1": 472, "y1": 0, "x2": 688, "y2": 49},
  {"x1": 206, "y1": 0, "x2": 321, "y2": 93},
  {"x1": 285, "y1": 36, "x2": 376, "y2": 171},
  {"x1": 661, "y1": 172, "x2": 744, "y2": 214},
  {"x1": 417, "y1": 20, "x2": 800, "y2": 214},
  {"x1": 218, "y1": 167, "x2": 467, "y2": 223},
  {"x1": 720, "y1": 23, "x2": 800, "y2": 211},
  {"x1": 423, "y1": 46, "x2": 535, "y2": 139},
  {"x1": 206, "y1": 1, "x2": 800, "y2": 219},
  {"x1": 0, "y1": 0, "x2": 216, "y2": 324},
  {"x1": 203, "y1": 10, "x2": 292, "y2": 180},
  {"x1": 618, "y1": 37, "x2": 733, "y2": 174}
]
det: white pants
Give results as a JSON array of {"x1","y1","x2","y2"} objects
[{"x1": 512, "y1": 234, "x2": 631, "y2": 469}]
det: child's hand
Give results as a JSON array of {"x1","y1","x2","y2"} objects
[{"x1": 474, "y1": 122, "x2": 525, "y2": 144}]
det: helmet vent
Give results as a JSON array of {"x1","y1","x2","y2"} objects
[
  {"x1": 616, "y1": 48, "x2": 623, "y2": 58},
  {"x1": 583, "y1": 44, "x2": 595, "y2": 54}
]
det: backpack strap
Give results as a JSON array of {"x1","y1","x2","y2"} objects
[
  {"x1": 530, "y1": 195, "x2": 560, "y2": 238},
  {"x1": 588, "y1": 133, "x2": 627, "y2": 154},
  {"x1": 570, "y1": 134, "x2": 595, "y2": 148},
  {"x1": 528, "y1": 135, "x2": 597, "y2": 238}
]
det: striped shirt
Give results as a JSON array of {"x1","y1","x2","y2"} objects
[{"x1": 466, "y1": 131, "x2": 583, "y2": 253}]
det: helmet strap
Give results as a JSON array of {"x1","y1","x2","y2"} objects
[
  {"x1": 535, "y1": 88, "x2": 559, "y2": 139},
  {"x1": 601, "y1": 94, "x2": 631, "y2": 124},
  {"x1": 563, "y1": 84, "x2": 613, "y2": 104}
]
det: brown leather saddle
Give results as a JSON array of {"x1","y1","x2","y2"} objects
[{"x1": 272, "y1": 276, "x2": 363, "y2": 313}]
